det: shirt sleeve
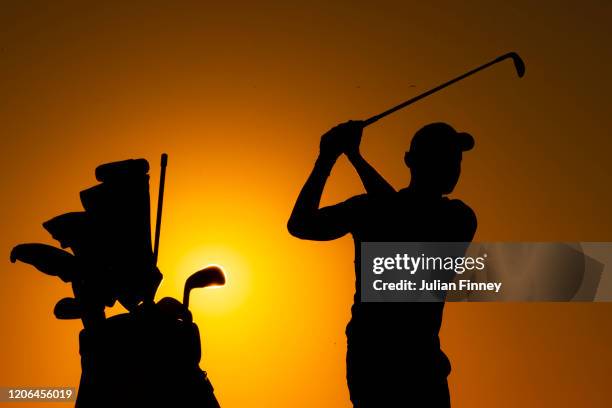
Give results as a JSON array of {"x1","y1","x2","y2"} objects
[
  {"x1": 316, "y1": 194, "x2": 369, "y2": 235},
  {"x1": 448, "y1": 199, "x2": 477, "y2": 241}
]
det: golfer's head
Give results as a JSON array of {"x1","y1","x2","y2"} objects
[{"x1": 404, "y1": 122, "x2": 474, "y2": 195}]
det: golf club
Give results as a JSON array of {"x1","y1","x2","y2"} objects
[
  {"x1": 153, "y1": 153, "x2": 168, "y2": 266},
  {"x1": 183, "y1": 266, "x2": 226, "y2": 309},
  {"x1": 157, "y1": 296, "x2": 193, "y2": 322},
  {"x1": 363, "y1": 52, "x2": 525, "y2": 126},
  {"x1": 10, "y1": 243, "x2": 77, "y2": 283},
  {"x1": 54, "y1": 297, "x2": 81, "y2": 320}
]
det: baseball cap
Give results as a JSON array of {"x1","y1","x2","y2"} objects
[{"x1": 409, "y1": 122, "x2": 474, "y2": 154}]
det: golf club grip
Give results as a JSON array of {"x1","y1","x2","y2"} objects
[{"x1": 363, "y1": 53, "x2": 518, "y2": 127}]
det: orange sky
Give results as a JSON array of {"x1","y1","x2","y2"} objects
[{"x1": 1, "y1": 1, "x2": 611, "y2": 407}]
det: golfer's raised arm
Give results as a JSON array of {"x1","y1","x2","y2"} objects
[
  {"x1": 287, "y1": 125, "x2": 351, "y2": 241},
  {"x1": 346, "y1": 148, "x2": 396, "y2": 196}
]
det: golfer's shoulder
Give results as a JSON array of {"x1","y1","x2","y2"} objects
[
  {"x1": 446, "y1": 198, "x2": 477, "y2": 227},
  {"x1": 345, "y1": 191, "x2": 396, "y2": 205},
  {"x1": 340, "y1": 193, "x2": 370, "y2": 209},
  {"x1": 336, "y1": 193, "x2": 387, "y2": 213}
]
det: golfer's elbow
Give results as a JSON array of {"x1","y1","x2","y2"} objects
[
  {"x1": 288, "y1": 217, "x2": 342, "y2": 241},
  {"x1": 287, "y1": 216, "x2": 309, "y2": 239}
]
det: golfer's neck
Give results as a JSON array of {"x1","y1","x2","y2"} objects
[{"x1": 407, "y1": 180, "x2": 443, "y2": 199}]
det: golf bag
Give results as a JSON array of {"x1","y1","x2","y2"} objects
[
  {"x1": 76, "y1": 301, "x2": 219, "y2": 407},
  {"x1": 11, "y1": 158, "x2": 220, "y2": 407}
]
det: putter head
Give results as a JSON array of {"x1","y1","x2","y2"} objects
[{"x1": 508, "y1": 52, "x2": 526, "y2": 78}]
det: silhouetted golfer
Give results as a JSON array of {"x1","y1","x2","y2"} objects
[{"x1": 288, "y1": 121, "x2": 477, "y2": 407}]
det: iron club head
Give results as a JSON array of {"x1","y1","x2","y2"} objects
[
  {"x1": 508, "y1": 52, "x2": 526, "y2": 78},
  {"x1": 183, "y1": 265, "x2": 226, "y2": 308}
]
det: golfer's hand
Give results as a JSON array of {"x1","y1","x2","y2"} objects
[
  {"x1": 343, "y1": 120, "x2": 364, "y2": 157},
  {"x1": 320, "y1": 120, "x2": 364, "y2": 160}
]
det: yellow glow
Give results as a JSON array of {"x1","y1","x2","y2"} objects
[
  {"x1": 158, "y1": 246, "x2": 249, "y2": 316},
  {"x1": 2, "y1": 3, "x2": 612, "y2": 407}
]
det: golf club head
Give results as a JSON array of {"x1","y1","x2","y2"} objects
[
  {"x1": 186, "y1": 266, "x2": 225, "y2": 290},
  {"x1": 54, "y1": 297, "x2": 82, "y2": 320},
  {"x1": 183, "y1": 265, "x2": 226, "y2": 307},
  {"x1": 43, "y1": 212, "x2": 89, "y2": 249},
  {"x1": 507, "y1": 52, "x2": 526, "y2": 78},
  {"x1": 157, "y1": 296, "x2": 192, "y2": 322},
  {"x1": 10, "y1": 243, "x2": 77, "y2": 282},
  {"x1": 95, "y1": 158, "x2": 149, "y2": 183}
]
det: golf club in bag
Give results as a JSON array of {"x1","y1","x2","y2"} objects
[{"x1": 11, "y1": 154, "x2": 225, "y2": 407}]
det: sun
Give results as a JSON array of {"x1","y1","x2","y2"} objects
[{"x1": 157, "y1": 245, "x2": 250, "y2": 316}]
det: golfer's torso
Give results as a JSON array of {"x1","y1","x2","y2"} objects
[
  {"x1": 347, "y1": 191, "x2": 475, "y2": 339},
  {"x1": 349, "y1": 191, "x2": 472, "y2": 242}
]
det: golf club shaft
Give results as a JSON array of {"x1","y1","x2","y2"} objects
[
  {"x1": 364, "y1": 53, "x2": 518, "y2": 126},
  {"x1": 153, "y1": 153, "x2": 168, "y2": 266},
  {"x1": 183, "y1": 288, "x2": 191, "y2": 308}
]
